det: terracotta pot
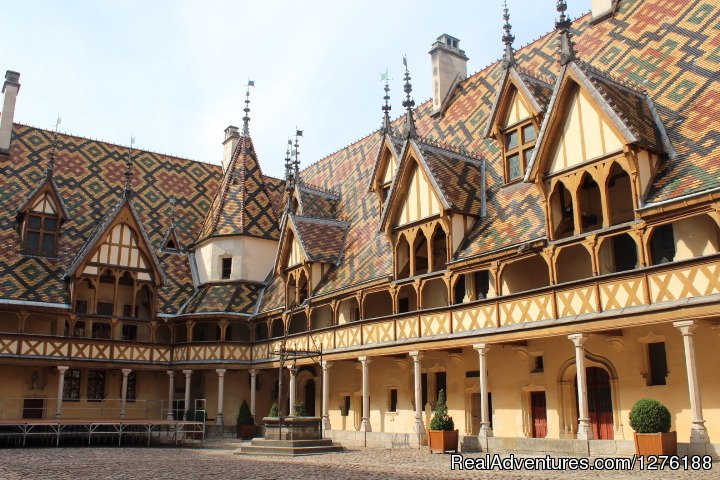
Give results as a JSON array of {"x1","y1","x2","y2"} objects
[
  {"x1": 236, "y1": 424, "x2": 256, "y2": 440},
  {"x1": 428, "y1": 429, "x2": 459, "y2": 454},
  {"x1": 633, "y1": 431, "x2": 677, "y2": 456}
]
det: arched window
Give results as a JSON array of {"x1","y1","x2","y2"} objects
[
  {"x1": 430, "y1": 224, "x2": 448, "y2": 271},
  {"x1": 550, "y1": 181, "x2": 575, "y2": 239},
  {"x1": 395, "y1": 234, "x2": 411, "y2": 279}
]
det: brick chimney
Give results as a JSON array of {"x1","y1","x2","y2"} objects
[
  {"x1": 0, "y1": 70, "x2": 20, "y2": 153},
  {"x1": 429, "y1": 34, "x2": 468, "y2": 115},
  {"x1": 222, "y1": 125, "x2": 239, "y2": 172},
  {"x1": 591, "y1": 0, "x2": 618, "y2": 23}
]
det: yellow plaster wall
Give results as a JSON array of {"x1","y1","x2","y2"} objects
[
  {"x1": 195, "y1": 236, "x2": 278, "y2": 283},
  {"x1": 397, "y1": 163, "x2": 441, "y2": 227},
  {"x1": 503, "y1": 90, "x2": 532, "y2": 127},
  {"x1": 673, "y1": 215, "x2": 720, "y2": 261}
]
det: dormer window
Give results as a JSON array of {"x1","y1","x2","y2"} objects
[
  {"x1": 504, "y1": 120, "x2": 536, "y2": 182},
  {"x1": 21, "y1": 193, "x2": 61, "y2": 255},
  {"x1": 221, "y1": 257, "x2": 232, "y2": 279}
]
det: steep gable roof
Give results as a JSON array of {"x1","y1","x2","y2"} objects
[
  {"x1": 292, "y1": 215, "x2": 349, "y2": 265},
  {"x1": 296, "y1": 182, "x2": 340, "y2": 219},
  {"x1": 16, "y1": 172, "x2": 70, "y2": 221},
  {"x1": 197, "y1": 135, "x2": 279, "y2": 242},
  {"x1": 181, "y1": 281, "x2": 262, "y2": 315}
]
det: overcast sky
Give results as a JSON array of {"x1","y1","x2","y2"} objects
[{"x1": 0, "y1": 0, "x2": 590, "y2": 179}]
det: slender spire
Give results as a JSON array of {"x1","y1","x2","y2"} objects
[
  {"x1": 47, "y1": 115, "x2": 62, "y2": 177},
  {"x1": 381, "y1": 70, "x2": 392, "y2": 134},
  {"x1": 556, "y1": 0, "x2": 576, "y2": 65},
  {"x1": 401, "y1": 56, "x2": 416, "y2": 139},
  {"x1": 293, "y1": 129, "x2": 302, "y2": 180},
  {"x1": 124, "y1": 136, "x2": 135, "y2": 198},
  {"x1": 284, "y1": 138, "x2": 293, "y2": 183},
  {"x1": 242, "y1": 80, "x2": 254, "y2": 136},
  {"x1": 502, "y1": 0, "x2": 516, "y2": 69}
]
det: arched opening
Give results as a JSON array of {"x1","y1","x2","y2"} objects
[
  {"x1": 578, "y1": 173, "x2": 602, "y2": 232},
  {"x1": 155, "y1": 324, "x2": 172, "y2": 343},
  {"x1": 671, "y1": 214, "x2": 720, "y2": 262},
  {"x1": 90, "y1": 319, "x2": 111, "y2": 339},
  {"x1": 227, "y1": 322, "x2": 250, "y2": 341},
  {"x1": 550, "y1": 182, "x2": 575, "y2": 239},
  {"x1": 134, "y1": 284, "x2": 153, "y2": 319},
  {"x1": 117, "y1": 271, "x2": 135, "y2": 317},
  {"x1": 288, "y1": 313, "x2": 307, "y2": 334},
  {"x1": 576, "y1": 367, "x2": 614, "y2": 440},
  {"x1": 363, "y1": 290, "x2": 393, "y2": 319},
  {"x1": 97, "y1": 269, "x2": 117, "y2": 316},
  {"x1": 254, "y1": 322, "x2": 269, "y2": 341},
  {"x1": 397, "y1": 284, "x2": 417, "y2": 313},
  {"x1": 304, "y1": 379, "x2": 316, "y2": 416},
  {"x1": 452, "y1": 275, "x2": 465, "y2": 305},
  {"x1": 175, "y1": 323, "x2": 187, "y2": 343},
  {"x1": 606, "y1": 163, "x2": 634, "y2": 224},
  {"x1": 310, "y1": 305, "x2": 333, "y2": 330},
  {"x1": 297, "y1": 270, "x2": 309, "y2": 303},
  {"x1": 270, "y1": 318, "x2": 284, "y2": 338},
  {"x1": 430, "y1": 225, "x2": 448, "y2": 271},
  {"x1": 286, "y1": 274, "x2": 297, "y2": 307},
  {"x1": 117, "y1": 321, "x2": 150, "y2": 341},
  {"x1": 413, "y1": 231, "x2": 429, "y2": 276},
  {"x1": 555, "y1": 244, "x2": 593, "y2": 284},
  {"x1": 0, "y1": 312, "x2": 21, "y2": 333},
  {"x1": 337, "y1": 297, "x2": 360, "y2": 324},
  {"x1": 421, "y1": 278, "x2": 448, "y2": 309},
  {"x1": 74, "y1": 278, "x2": 96, "y2": 314},
  {"x1": 193, "y1": 321, "x2": 221, "y2": 342},
  {"x1": 24, "y1": 314, "x2": 58, "y2": 335},
  {"x1": 598, "y1": 233, "x2": 638, "y2": 274},
  {"x1": 500, "y1": 256, "x2": 550, "y2": 295},
  {"x1": 396, "y1": 234, "x2": 411, "y2": 279}
]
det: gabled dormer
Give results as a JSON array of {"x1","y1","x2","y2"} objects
[
  {"x1": 524, "y1": 61, "x2": 670, "y2": 240},
  {"x1": 369, "y1": 134, "x2": 401, "y2": 211},
  {"x1": 16, "y1": 170, "x2": 69, "y2": 256}
]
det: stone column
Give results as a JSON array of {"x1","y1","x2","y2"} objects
[
  {"x1": 409, "y1": 351, "x2": 425, "y2": 434},
  {"x1": 569, "y1": 333, "x2": 593, "y2": 440},
  {"x1": 166, "y1": 371, "x2": 175, "y2": 420},
  {"x1": 216, "y1": 369, "x2": 226, "y2": 426},
  {"x1": 288, "y1": 366, "x2": 297, "y2": 416},
  {"x1": 55, "y1": 366, "x2": 68, "y2": 418},
  {"x1": 249, "y1": 369, "x2": 258, "y2": 419},
  {"x1": 359, "y1": 356, "x2": 372, "y2": 432},
  {"x1": 120, "y1": 368, "x2": 132, "y2": 419},
  {"x1": 183, "y1": 370, "x2": 192, "y2": 420},
  {"x1": 674, "y1": 320, "x2": 710, "y2": 444},
  {"x1": 321, "y1": 361, "x2": 332, "y2": 430},
  {"x1": 473, "y1": 344, "x2": 493, "y2": 437}
]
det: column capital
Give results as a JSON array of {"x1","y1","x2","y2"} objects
[
  {"x1": 57, "y1": 366, "x2": 69, "y2": 373},
  {"x1": 166, "y1": 370, "x2": 175, "y2": 378},
  {"x1": 358, "y1": 356, "x2": 371, "y2": 365},
  {"x1": 568, "y1": 333, "x2": 587, "y2": 347},
  {"x1": 249, "y1": 368, "x2": 258, "y2": 377},
  {"x1": 216, "y1": 368, "x2": 227, "y2": 377},
  {"x1": 408, "y1": 350, "x2": 424, "y2": 360},
  {"x1": 121, "y1": 368, "x2": 132, "y2": 376},
  {"x1": 321, "y1": 361, "x2": 332, "y2": 370},
  {"x1": 287, "y1": 365, "x2": 298, "y2": 375},
  {"x1": 473, "y1": 343, "x2": 491, "y2": 354},
  {"x1": 183, "y1": 369, "x2": 192, "y2": 377},
  {"x1": 674, "y1": 320, "x2": 698, "y2": 336}
]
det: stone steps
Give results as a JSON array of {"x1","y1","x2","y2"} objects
[{"x1": 235, "y1": 438, "x2": 344, "y2": 456}]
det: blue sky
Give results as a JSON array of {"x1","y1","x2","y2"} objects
[{"x1": 0, "y1": 0, "x2": 590, "y2": 179}]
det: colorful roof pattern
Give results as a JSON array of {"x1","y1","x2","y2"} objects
[
  {"x1": 181, "y1": 281, "x2": 262, "y2": 315},
  {"x1": 296, "y1": 182, "x2": 340, "y2": 219},
  {"x1": 197, "y1": 135, "x2": 280, "y2": 242},
  {"x1": 292, "y1": 215, "x2": 349, "y2": 265}
]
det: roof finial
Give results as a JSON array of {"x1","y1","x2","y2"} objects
[
  {"x1": 401, "y1": 56, "x2": 416, "y2": 139},
  {"x1": 502, "y1": 0, "x2": 516, "y2": 69},
  {"x1": 284, "y1": 138, "x2": 293, "y2": 183},
  {"x1": 556, "y1": 0, "x2": 576, "y2": 65},
  {"x1": 380, "y1": 69, "x2": 392, "y2": 135},
  {"x1": 293, "y1": 128, "x2": 303, "y2": 180},
  {"x1": 47, "y1": 115, "x2": 62, "y2": 176},
  {"x1": 242, "y1": 80, "x2": 254, "y2": 136},
  {"x1": 124, "y1": 135, "x2": 135, "y2": 198}
]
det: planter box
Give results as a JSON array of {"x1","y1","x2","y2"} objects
[
  {"x1": 236, "y1": 424, "x2": 256, "y2": 440},
  {"x1": 428, "y1": 429, "x2": 459, "y2": 454},
  {"x1": 634, "y1": 431, "x2": 677, "y2": 456}
]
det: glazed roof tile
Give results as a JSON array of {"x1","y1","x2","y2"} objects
[{"x1": 182, "y1": 281, "x2": 262, "y2": 315}]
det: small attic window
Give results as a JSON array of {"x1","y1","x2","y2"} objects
[
  {"x1": 166, "y1": 239, "x2": 177, "y2": 250},
  {"x1": 221, "y1": 257, "x2": 232, "y2": 279},
  {"x1": 163, "y1": 230, "x2": 180, "y2": 252},
  {"x1": 21, "y1": 193, "x2": 61, "y2": 255}
]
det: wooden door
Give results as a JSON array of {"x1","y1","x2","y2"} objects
[
  {"x1": 530, "y1": 391, "x2": 547, "y2": 438},
  {"x1": 586, "y1": 367, "x2": 613, "y2": 440}
]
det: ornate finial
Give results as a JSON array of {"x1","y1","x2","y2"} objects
[
  {"x1": 380, "y1": 70, "x2": 392, "y2": 134},
  {"x1": 502, "y1": 0, "x2": 516, "y2": 69},
  {"x1": 47, "y1": 115, "x2": 62, "y2": 176},
  {"x1": 242, "y1": 80, "x2": 254, "y2": 136},
  {"x1": 556, "y1": 0, "x2": 576, "y2": 65},
  {"x1": 124, "y1": 135, "x2": 135, "y2": 198},
  {"x1": 284, "y1": 138, "x2": 293, "y2": 182},
  {"x1": 401, "y1": 56, "x2": 416, "y2": 139},
  {"x1": 293, "y1": 129, "x2": 303, "y2": 179}
]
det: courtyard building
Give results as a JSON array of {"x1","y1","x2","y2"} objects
[{"x1": 1, "y1": 0, "x2": 719, "y2": 457}]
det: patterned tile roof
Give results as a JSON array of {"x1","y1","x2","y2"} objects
[
  {"x1": 0, "y1": 124, "x2": 221, "y2": 307},
  {"x1": 181, "y1": 281, "x2": 261, "y2": 315},
  {"x1": 197, "y1": 135, "x2": 280, "y2": 242},
  {"x1": 296, "y1": 182, "x2": 340, "y2": 219},
  {"x1": 264, "y1": 175, "x2": 286, "y2": 218},
  {"x1": 516, "y1": 69, "x2": 554, "y2": 111},
  {"x1": 157, "y1": 251, "x2": 195, "y2": 315},
  {"x1": 292, "y1": 215, "x2": 349, "y2": 265}
]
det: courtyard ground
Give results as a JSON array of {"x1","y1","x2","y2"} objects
[{"x1": 0, "y1": 438, "x2": 717, "y2": 480}]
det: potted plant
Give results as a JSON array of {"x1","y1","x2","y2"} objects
[
  {"x1": 630, "y1": 398, "x2": 677, "y2": 456},
  {"x1": 236, "y1": 400, "x2": 256, "y2": 439},
  {"x1": 294, "y1": 402, "x2": 308, "y2": 417},
  {"x1": 428, "y1": 389, "x2": 458, "y2": 454},
  {"x1": 268, "y1": 403, "x2": 279, "y2": 417}
]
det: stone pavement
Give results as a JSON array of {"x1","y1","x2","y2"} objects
[{"x1": 0, "y1": 438, "x2": 717, "y2": 480}]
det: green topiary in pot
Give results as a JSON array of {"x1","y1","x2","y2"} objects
[
  {"x1": 237, "y1": 400, "x2": 254, "y2": 426},
  {"x1": 429, "y1": 389, "x2": 455, "y2": 431},
  {"x1": 294, "y1": 402, "x2": 308, "y2": 417},
  {"x1": 629, "y1": 398, "x2": 671, "y2": 433},
  {"x1": 268, "y1": 403, "x2": 279, "y2": 417}
]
